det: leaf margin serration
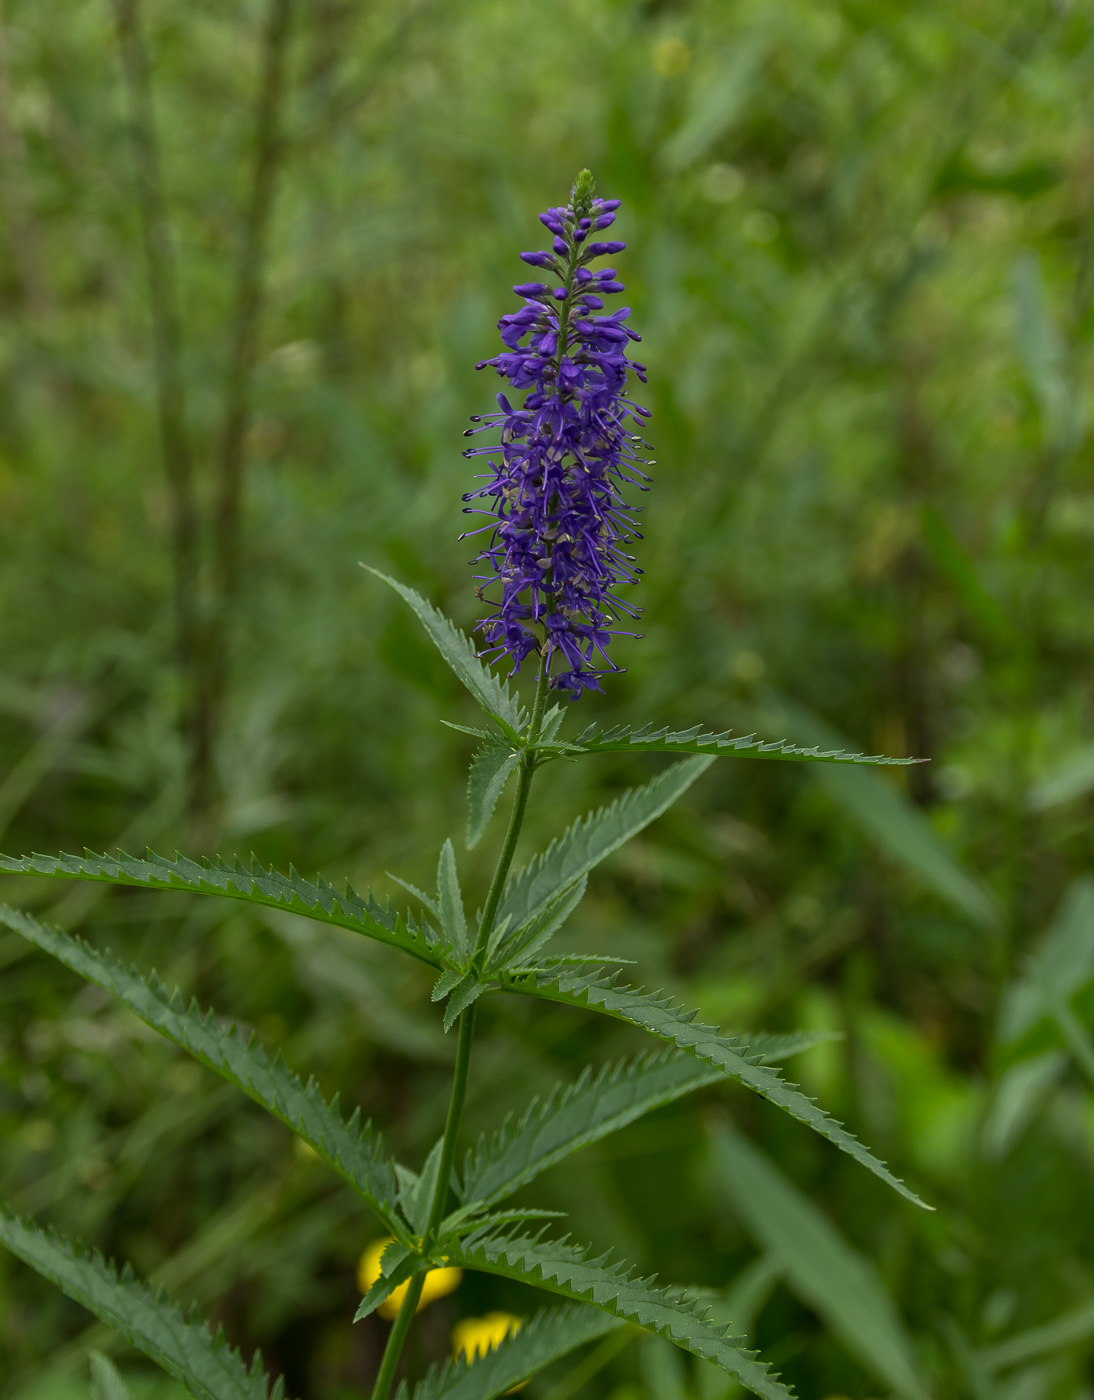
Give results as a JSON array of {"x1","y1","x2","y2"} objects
[
  {"x1": 0, "y1": 904, "x2": 405, "y2": 1235},
  {"x1": 395, "y1": 1303, "x2": 624, "y2": 1400},
  {"x1": 496, "y1": 967, "x2": 930, "y2": 1211},
  {"x1": 498, "y1": 756, "x2": 714, "y2": 932},
  {"x1": 562, "y1": 722, "x2": 922, "y2": 767},
  {"x1": 459, "y1": 1049, "x2": 725, "y2": 1210},
  {"x1": 442, "y1": 1229, "x2": 795, "y2": 1400},
  {"x1": 0, "y1": 1208, "x2": 285, "y2": 1400},
  {"x1": 0, "y1": 849, "x2": 446, "y2": 968}
]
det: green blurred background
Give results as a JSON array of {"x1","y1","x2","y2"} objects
[{"x1": 2, "y1": 1, "x2": 1094, "y2": 1397}]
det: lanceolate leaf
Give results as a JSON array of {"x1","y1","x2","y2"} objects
[
  {"x1": 467, "y1": 742, "x2": 522, "y2": 849},
  {"x1": 0, "y1": 850, "x2": 445, "y2": 969},
  {"x1": 397, "y1": 1305, "x2": 623, "y2": 1400},
  {"x1": 710, "y1": 1125, "x2": 929, "y2": 1400},
  {"x1": 443, "y1": 1232, "x2": 794, "y2": 1400},
  {"x1": 498, "y1": 758, "x2": 713, "y2": 931},
  {"x1": 364, "y1": 568, "x2": 527, "y2": 737},
  {"x1": 460, "y1": 1051, "x2": 725, "y2": 1209},
  {"x1": 0, "y1": 906, "x2": 405, "y2": 1236},
  {"x1": 561, "y1": 724, "x2": 919, "y2": 768},
  {"x1": 500, "y1": 968, "x2": 928, "y2": 1210},
  {"x1": 491, "y1": 877, "x2": 588, "y2": 972},
  {"x1": 437, "y1": 840, "x2": 470, "y2": 956},
  {"x1": 90, "y1": 1352, "x2": 134, "y2": 1400},
  {"x1": 0, "y1": 1210, "x2": 283, "y2": 1400},
  {"x1": 354, "y1": 1251, "x2": 427, "y2": 1322}
]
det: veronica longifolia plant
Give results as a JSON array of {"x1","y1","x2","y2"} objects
[{"x1": 0, "y1": 172, "x2": 929, "y2": 1400}]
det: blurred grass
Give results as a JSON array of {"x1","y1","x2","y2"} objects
[{"x1": 3, "y1": 1, "x2": 1094, "y2": 1397}]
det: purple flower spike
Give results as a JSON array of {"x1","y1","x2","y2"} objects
[{"x1": 461, "y1": 169, "x2": 650, "y2": 700}]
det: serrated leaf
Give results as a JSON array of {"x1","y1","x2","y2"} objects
[
  {"x1": 443, "y1": 974, "x2": 488, "y2": 1033},
  {"x1": 354, "y1": 1250, "x2": 426, "y2": 1322},
  {"x1": 0, "y1": 906, "x2": 404, "y2": 1235},
  {"x1": 432, "y1": 967, "x2": 466, "y2": 1002},
  {"x1": 405, "y1": 1138, "x2": 445, "y2": 1234},
  {"x1": 0, "y1": 850, "x2": 445, "y2": 968},
  {"x1": 396, "y1": 1305, "x2": 622, "y2": 1400},
  {"x1": 498, "y1": 758, "x2": 712, "y2": 932},
  {"x1": 90, "y1": 1352, "x2": 134, "y2": 1400},
  {"x1": 490, "y1": 878, "x2": 587, "y2": 973},
  {"x1": 0, "y1": 1210, "x2": 284, "y2": 1400},
  {"x1": 437, "y1": 840, "x2": 470, "y2": 956},
  {"x1": 710, "y1": 1124, "x2": 929, "y2": 1400},
  {"x1": 562, "y1": 723, "x2": 920, "y2": 767},
  {"x1": 500, "y1": 967, "x2": 928, "y2": 1210},
  {"x1": 460, "y1": 1050, "x2": 725, "y2": 1210},
  {"x1": 467, "y1": 743, "x2": 522, "y2": 849},
  {"x1": 363, "y1": 568, "x2": 526, "y2": 737},
  {"x1": 443, "y1": 1231, "x2": 794, "y2": 1400},
  {"x1": 388, "y1": 872, "x2": 442, "y2": 921}
]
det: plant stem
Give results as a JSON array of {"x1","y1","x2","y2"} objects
[
  {"x1": 368, "y1": 1272, "x2": 425, "y2": 1400},
  {"x1": 369, "y1": 664, "x2": 552, "y2": 1400},
  {"x1": 425, "y1": 1003, "x2": 477, "y2": 1237},
  {"x1": 190, "y1": 0, "x2": 294, "y2": 829},
  {"x1": 473, "y1": 658, "x2": 552, "y2": 961},
  {"x1": 112, "y1": 0, "x2": 201, "y2": 796}
]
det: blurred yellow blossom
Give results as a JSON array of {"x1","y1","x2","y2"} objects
[
  {"x1": 357, "y1": 1238, "x2": 462, "y2": 1320},
  {"x1": 452, "y1": 1313, "x2": 525, "y2": 1390}
]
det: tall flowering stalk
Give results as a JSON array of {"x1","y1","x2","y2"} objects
[
  {"x1": 462, "y1": 170, "x2": 651, "y2": 698},
  {"x1": 0, "y1": 172, "x2": 926, "y2": 1400}
]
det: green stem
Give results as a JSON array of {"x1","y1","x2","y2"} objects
[
  {"x1": 369, "y1": 1272, "x2": 425, "y2": 1400},
  {"x1": 425, "y1": 1003, "x2": 477, "y2": 1237},
  {"x1": 369, "y1": 663, "x2": 551, "y2": 1400},
  {"x1": 473, "y1": 657, "x2": 552, "y2": 960}
]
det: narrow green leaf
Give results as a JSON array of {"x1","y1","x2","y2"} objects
[
  {"x1": 460, "y1": 1050, "x2": 725, "y2": 1210},
  {"x1": 709, "y1": 1123, "x2": 929, "y2": 1400},
  {"x1": 1028, "y1": 742, "x2": 1094, "y2": 811},
  {"x1": 397, "y1": 1305, "x2": 623, "y2": 1400},
  {"x1": 468, "y1": 743, "x2": 522, "y2": 849},
  {"x1": 443, "y1": 1231, "x2": 794, "y2": 1400},
  {"x1": 354, "y1": 1251, "x2": 425, "y2": 1322},
  {"x1": 501, "y1": 967, "x2": 929, "y2": 1210},
  {"x1": 998, "y1": 877, "x2": 1094, "y2": 1045},
  {"x1": 0, "y1": 1210, "x2": 283, "y2": 1400},
  {"x1": 759, "y1": 698, "x2": 999, "y2": 929},
  {"x1": 90, "y1": 1352, "x2": 134, "y2": 1400},
  {"x1": 562, "y1": 724, "x2": 919, "y2": 767},
  {"x1": 1014, "y1": 249, "x2": 1082, "y2": 456},
  {"x1": 363, "y1": 568, "x2": 526, "y2": 737},
  {"x1": 980, "y1": 1297, "x2": 1094, "y2": 1371},
  {"x1": 388, "y1": 872, "x2": 441, "y2": 921},
  {"x1": 499, "y1": 758, "x2": 712, "y2": 932},
  {"x1": 406, "y1": 1139, "x2": 446, "y2": 1234},
  {"x1": 443, "y1": 974, "x2": 488, "y2": 1033},
  {"x1": 921, "y1": 506, "x2": 1019, "y2": 651},
  {"x1": 0, "y1": 849, "x2": 446, "y2": 968},
  {"x1": 0, "y1": 905, "x2": 405, "y2": 1235},
  {"x1": 491, "y1": 877, "x2": 587, "y2": 972},
  {"x1": 981, "y1": 1052, "x2": 1066, "y2": 1161},
  {"x1": 437, "y1": 840, "x2": 469, "y2": 956}
]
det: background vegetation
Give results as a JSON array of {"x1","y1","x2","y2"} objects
[{"x1": 2, "y1": 0, "x2": 1094, "y2": 1397}]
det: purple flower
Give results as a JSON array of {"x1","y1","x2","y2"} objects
[{"x1": 461, "y1": 170, "x2": 650, "y2": 700}]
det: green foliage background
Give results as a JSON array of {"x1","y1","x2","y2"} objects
[{"x1": 2, "y1": 0, "x2": 1094, "y2": 1397}]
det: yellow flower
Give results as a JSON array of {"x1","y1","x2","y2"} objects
[
  {"x1": 356, "y1": 1238, "x2": 462, "y2": 1321},
  {"x1": 452, "y1": 1313, "x2": 525, "y2": 1391}
]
